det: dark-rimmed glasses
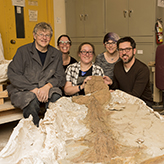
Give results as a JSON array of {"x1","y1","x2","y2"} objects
[
  {"x1": 118, "y1": 47, "x2": 132, "y2": 53},
  {"x1": 80, "y1": 50, "x2": 93, "y2": 56},
  {"x1": 105, "y1": 41, "x2": 116, "y2": 46}
]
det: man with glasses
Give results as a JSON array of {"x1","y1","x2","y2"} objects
[
  {"x1": 110, "y1": 36, "x2": 153, "y2": 107},
  {"x1": 7, "y1": 22, "x2": 66, "y2": 126}
]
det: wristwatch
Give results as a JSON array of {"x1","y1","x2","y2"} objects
[{"x1": 78, "y1": 85, "x2": 82, "y2": 91}]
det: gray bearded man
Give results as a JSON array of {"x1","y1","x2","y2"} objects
[{"x1": 7, "y1": 22, "x2": 66, "y2": 126}]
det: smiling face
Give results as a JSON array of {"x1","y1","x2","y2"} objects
[
  {"x1": 33, "y1": 29, "x2": 51, "y2": 52},
  {"x1": 79, "y1": 44, "x2": 94, "y2": 64},
  {"x1": 118, "y1": 41, "x2": 136, "y2": 64},
  {"x1": 58, "y1": 36, "x2": 71, "y2": 54},
  {"x1": 104, "y1": 39, "x2": 117, "y2": 54}
]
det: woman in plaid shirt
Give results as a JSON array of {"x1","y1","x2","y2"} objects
[{"x1": 64, "y1": 42, "x2": 112, "y2": 96}]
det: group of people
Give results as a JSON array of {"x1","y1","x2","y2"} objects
[{"x1": 7, "y1": 22, "x2": 153, "y2": 126}]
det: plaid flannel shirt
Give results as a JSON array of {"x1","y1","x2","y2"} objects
[{"x1": 65, "y1": 61, "x2": 104, "y2": 86}]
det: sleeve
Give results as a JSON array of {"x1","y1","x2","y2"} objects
[
  {"x1": 47, "y1": 52, "x2": 66, "y2": 88},
  {"x1": 65, "y1": 65, "x2": 73, "y2": 82},
  {"x1": 98, "y1": 67, "x2": 104, "y2": 76},
  {"x1": 7, "y1": 48, "x2": 37, "y2": 91},
  {"x1": 129, "y1": 66, "x2": 150, "y2": 97},
  {"x1": 95, "y1": 54, "x2": 102, "y2": 67},
  {"x1": 92, "y1": 65, "x2": 104, "y2": 76},
  {"x1": 109, "y1": 65, "x2": 119, "y2": 90}
]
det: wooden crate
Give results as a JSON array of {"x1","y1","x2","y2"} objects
[
  {"x1": 0, "y1": 101, "x2": 23, "y2": 124},
  {"x1": 0, "y1": 83, "x2": 8, "y2": 104},
  {"x1": 0, "y1": 82, "x2": 23, "y2": 124}
]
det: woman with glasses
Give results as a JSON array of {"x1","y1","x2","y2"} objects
[
  {"x1": 57, "y1": 34, "x2": 77, "y2": 70},
  {"x1": 95, "y1": 32, "x2": 120, "y2": 80},
  {"x1": 64, "y1": 42, "x2": 104, "y2": 96}
]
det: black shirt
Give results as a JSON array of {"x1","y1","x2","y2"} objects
[
  {"x1": 77, "y1": 66, "x2": 92, "y2": 95},
  {"x1": 63, "y1": 56, "x2": 77, "y2": 71},
  {"x1": 37, "y1": 49, "x2": 47, "y2": 66}
]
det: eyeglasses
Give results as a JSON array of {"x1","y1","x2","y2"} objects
[
  {"x1": 59, "y1": 41, "x2": 71, "y2": 45},
  {"x1": 118, "y1": 47, "x2": 132, "y2": 53},
  {"x1": 105, "y1": 41, "x2": 116, "y2": 46},
  {"x1": 80, "y1": 50, "x2": 93, "y2": 56},
  {"x1": 36, "y1": 33, "x2": 51, "y2": 39}
]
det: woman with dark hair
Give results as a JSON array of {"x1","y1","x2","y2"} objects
[
  {"x1": 64, "y1": 42, "x2": 105, "y2": 96},
  {"x1": 95, "y1": 32, "x2": 120, "y2": 80},
  {"x1": 57, "y1": 34, "x2": 77, "y2": 70}
]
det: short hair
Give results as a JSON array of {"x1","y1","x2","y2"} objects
[
  {"x1": 33, "y1": 22, "x2": 53, "y2": 37},
  {"x1": 103, "y1": 32, "x2": 120, "y2": 43},
  {"x1": 57, "y1": 34, "x2": 72, "y2": 46},
  {"x1": 117, "y1": 36, "x2": 136, "y2": 49},
  {"x1": 77, "y1": 42, "x2": 95, "y2": 56}
]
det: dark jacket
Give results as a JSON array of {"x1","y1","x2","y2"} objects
[{"x1": 7, "y1": 42, "x2": 66, "y2": 109}]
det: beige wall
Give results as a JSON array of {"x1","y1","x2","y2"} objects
[{"x1": 53, "y1": 0, "x2": 66, "y2": 47}]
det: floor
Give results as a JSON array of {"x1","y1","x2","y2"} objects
[{"x1": 0, "y1": 120, "x2": 19, "y2": 151}]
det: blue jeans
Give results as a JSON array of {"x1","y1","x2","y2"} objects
[{"x1": 23, "y1": 93, "x2": 61, "y2": 126}]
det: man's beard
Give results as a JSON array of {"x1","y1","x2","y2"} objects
[{"x1": 122, "y1": 53, "x2": 134, "y2": 64}]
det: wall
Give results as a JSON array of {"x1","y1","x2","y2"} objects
[
  {"x1": 53, "y1": 0, "x2": 66, "y2": 47},
  {"x1": 0, "y1": 0, "x2": 55, "y2": 59}
]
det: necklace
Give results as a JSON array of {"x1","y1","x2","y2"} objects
[{"x1": 104, "y1": 52, "x2": 118, "y2": 63}]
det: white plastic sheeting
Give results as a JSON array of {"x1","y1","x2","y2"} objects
[
  {"x1": 0, "y1": 33, "x2": 11, "y2": 83},
  {"x1": 0, "y1": 33, "x2": 4, "y2": 61}
]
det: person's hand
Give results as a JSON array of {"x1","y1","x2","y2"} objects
[
  {"x1": 30, "y1": 88, "x2": 42, "y2": 101},
  {"x1": 31, "y1": 88, "x2": 39, "y2": 95},
  {"x1": 31, "y1": 83, "x2": 52, "y2": 102},
  {"x1": 103, "y1": 76, "x2": 113, "y2": 85},
  {"x1": 37, "y1": 83, "x2": 52, "y2": 102},
  {"x1": 81, "y1": 76, "x2": 92, "y2": 90}
]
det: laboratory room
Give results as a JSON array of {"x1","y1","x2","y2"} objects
[{"x1": 1, "y1": 0, "x2": 164, "y2": 163}]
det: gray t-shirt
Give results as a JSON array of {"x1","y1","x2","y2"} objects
[{"x1": 95, "y1": 52, "x2": 120, "y2": 80}]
